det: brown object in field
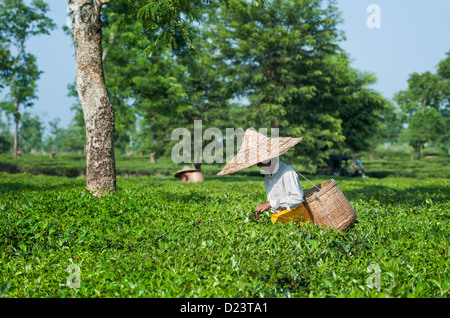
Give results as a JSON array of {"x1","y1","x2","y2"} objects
[
  {"x1": 50, "y1": 152, "x2": 56, "y2": 159},
  {"x1": 16, "y1": 150, "x2": 23, "y2": 157},
  {"x1": 181, "y1": 172, "x2": 204, "y2": 183},
  {"x1": 174, "y1": 166, "x2": 204, "y2": 183},
  {"x1": 302, "y1": 179, "x2": 356, "y2": 231}
]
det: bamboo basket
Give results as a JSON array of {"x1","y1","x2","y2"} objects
[{"x1": 302, "y1": 179, "x2": 356, "y2": 231}]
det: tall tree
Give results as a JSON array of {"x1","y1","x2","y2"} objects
[
  {"x1": 43, "y1": 117, "x2": 86, "y2": 154},
  {"x1": 0, "y1": 0, "x2": 55, "y2": 157},
  {"x1": 99, "y1": 1, "x2": 181, "y2": 157},
  {"x1": 173, "y1": 21, "x2": 238, "y2": 170},
  {"x1": 204, "y1": 0, "x2": 387, "y2": 167},
  {"x1": 0, "y1": 45, "x2": 12, "y2": 91},
  {"x1": 394, "y1": 70, "x2": 446, "y2": 160},
  {"x1": 44, "y1": 117, "x2": 61, "y2": 153},
  {"x1": 437, "y1": 51, "x2": 450, "y2": 152},
  {"x1": 68, "y1": 0, "x2": 117, "y2": 197},
  {"x1": 375, "y1": 102, "x2": 402, "y2": 146},
  {"x1": 18, "y1": 112, "x2": 44, "y2": 153},
  {"x1": 0, "y1": 112, "x2": 12, "y2": 153},
  {"x1": 66, "y1": 0, "x2": 234, "y2": 197},
  {"x1": 134, "y1": 16, "x2": 237, "y2": 169}
]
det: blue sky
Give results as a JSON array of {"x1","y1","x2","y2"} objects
[{"x1": 6, "y1": 0, "x2": 450, "y2": 131}]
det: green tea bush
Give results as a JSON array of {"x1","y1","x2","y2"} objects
[
  {"x1": 359, "y1": 158, "x2": 449, "y2": 178},
  {"x1": 372, "y1": 143, "x2": 415, "y2": 159},
  {"x1": 0, "y1": 173, "x2": 448, "y2": 298},
  {"x1": 1, "y1": 153, "x2": 449, "y2": 179}
]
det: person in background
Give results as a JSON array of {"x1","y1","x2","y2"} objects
[
  {"x1": 174, "y1": 165, "x2": 204, "y2": 183},
  {"x1": 352, "y1": 157, "x2": 368, "y2": 178}
]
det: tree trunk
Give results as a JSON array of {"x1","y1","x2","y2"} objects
[
  {"x1": 13, "y1": 119, "x2": 18, "y2": 156},
  {"x1": 13, "y1": 101, "x2": 19, "y2": 157},
  {"x1": 417, "y1": 140, "x2": 421, "y2": 161},
  {"x1": 12, "y1": 41, "x2": 24, "y2": 158},
  {"x1": 68, "y1": 0, "x2": 115, "y2": 197}
]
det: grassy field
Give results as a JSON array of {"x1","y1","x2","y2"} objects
[{"x1": 0, "y1": 166, "x2": 449, "y2": 297}]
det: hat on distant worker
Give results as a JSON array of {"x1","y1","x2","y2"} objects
[
  {"x1": 174, "y1": 165, "x2": 200, "y2": 178},
  {"x1": 217, "y1": 129, "x2": 302, "y2": 176}
]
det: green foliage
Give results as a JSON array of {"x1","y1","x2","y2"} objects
[
  {"x1": 353, "y1": 157, "x2": 450, "y2": 179},
  {"x1": 0, "y1": 172, "x2": 448, "y2": 297},
  {"x1": 0, "y1": 44, "x2": 12, "y2": 90},
  {"x1": 1, "y1": 152, "x2": 448, "y2": 179},
  {"x1": 437, "y1": 51, "x2": 450, "y2": 151},
  {"x1": 438, "y1": 51, "x2": 450, "y2": 81},
  {"x1": 201, "y1": 0, "x2": 388, "y2": 167},
  {"x1": 0, "y1": 114, "x2": 12, "y2": 153},
  {"x1": 66, "y1": 0, "x2": 390, "y2": 170},
  {"x1": 0, "y1": 0, "x2": 55, "y2": 103},
  {"x1": 0, "y1": 0, "x2": 55, "y2": 40},
  {"x1": 98, "y1": 1, "x2": 239, "y2": 162},
  {"x1": 407, "y1": 108, "x2": 446, "y2": 149},
  {"x1": 126, "y1": 0, "x2": 235, "y2": 52},
  {"x1": 0, "y1": 135, "x2": 12, "y2": 153},
  {"x1": 394, "y1": 52, "x2": 450, "y2": 158},
  {"x1": 375, "y1": 102, "x2": 402, "y2": 145},
  {"x1": 18, "y1": 113, "x2": 44, "y2": 153},
  {"x1": 0, "y1": 0, "x2": 55, "y2": 154},
  {"x1": 395, "y1": 72, "x2": 444, "y2": 116},
  {"x1": 42, "y1": 117, "x2": 85, "y2": 154}
]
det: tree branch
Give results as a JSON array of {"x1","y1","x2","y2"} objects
[
  {"x1": 93, "y1": 0, "x2": 113, "y2": 24},
  {"x1": 97, "y1": 0, "x2": 113, "y2": 6}
]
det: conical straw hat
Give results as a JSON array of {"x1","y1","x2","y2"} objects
[
  {"x1": 174, "y1": 165, "x2": 200, "y2": 178},
  {"x1": 217, "y1": 129, "x2": 302, "y2": 176}
]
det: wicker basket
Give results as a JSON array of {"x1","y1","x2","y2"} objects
[{"x1": 302, "y1": 179, "x2": 356, "y2": 231}]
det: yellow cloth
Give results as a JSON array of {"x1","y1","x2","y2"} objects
[{"x1": 271, "y1": 203, "x2": 312, "y2": 226}]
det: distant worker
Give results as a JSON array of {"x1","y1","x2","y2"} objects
[
  {"x1": 352, "y1": 157, "x2": 368, "y2": 178},
  {"x1": 174, "y1": 165, "x2": 204, "y2": 183}
]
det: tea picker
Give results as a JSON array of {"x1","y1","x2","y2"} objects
[
  {"x1": 217, "y1": 129, "x2": 356, "y2": 231},
  {"x1": 174, "y1": 165, "x2": 205, "y2": 183}
]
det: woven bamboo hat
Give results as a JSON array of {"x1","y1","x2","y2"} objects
[
  {"x1": 174, "y1": 165, "x2": 200, "y2": 178},
  {"x1": 217, "y1": 129, "x2": 302, "y2": 176}
]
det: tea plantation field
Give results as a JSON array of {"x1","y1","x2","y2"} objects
[
  {"x1": 1, "y1": 153, "x2": 449, "y2": 178},
  {"x1": 1, "y1": 170, "x2": 449, "y2": 298}
]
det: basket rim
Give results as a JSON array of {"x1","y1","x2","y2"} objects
[{"x1": 303, "y1": 179, "x2": 336, "y2": 202}]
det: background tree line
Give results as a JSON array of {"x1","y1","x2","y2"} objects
[{"x1": 1, "y1": 0, "x2": 449, "y2": 167}]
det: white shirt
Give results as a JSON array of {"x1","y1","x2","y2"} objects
[{"x1": 263, "y1": 159, "x2": 304, "y2": 214}]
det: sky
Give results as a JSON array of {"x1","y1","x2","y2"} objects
[{"x1": 4, "y1": 0, "x2": 450, "y2": 131}]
